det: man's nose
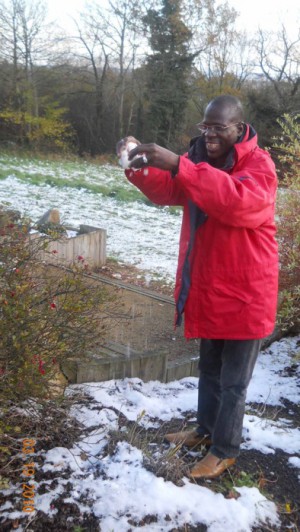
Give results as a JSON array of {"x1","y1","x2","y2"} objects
[{"x1": 205, "y1": 127, "x2": 217, "y2": 137}]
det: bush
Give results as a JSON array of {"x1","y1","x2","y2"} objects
[
  {"x1": 0, "y1": 211, "x2": 124, "y2": 402},
  {"x1": 273, "y1": 114, "x2": 300, "y2": 333},
  {"x1": 0, "y1": 104, "x2": 75, "y2": 152}
]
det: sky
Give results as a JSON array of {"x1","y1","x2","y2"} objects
[
  {"x1": 46, "y1": 0, "x2": 300, "y2": 37},
  {"x1": 227, "y1": 0, "x2": 299, "y2": 35},
  {"x1": 1, "y1": 334, "x2": 299, "y2": 531}
]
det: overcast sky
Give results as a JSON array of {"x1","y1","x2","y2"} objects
[{"x1": 46, "y1": 0, "x2": 300, "y2": 37}]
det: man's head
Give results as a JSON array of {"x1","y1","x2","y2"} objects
[{"x1": 199, "y1": 95, "x2": 245, "y2": 168}]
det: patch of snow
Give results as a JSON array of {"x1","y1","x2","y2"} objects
[
  {"x1": 0, "y1": 172, "x2": 180, "y2": 282},
  {"x1": 242, "y1": 415, "x2": 300, "y2": 454},
  {"x1": 247, "y1": 336, "x2": 300, "y2": 406}
]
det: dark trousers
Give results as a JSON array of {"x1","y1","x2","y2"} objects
[{"x1": 197, "y1": 339, "x2": 262, "y2": 458}]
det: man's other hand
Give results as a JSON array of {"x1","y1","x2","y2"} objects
[{"x1": 128, "y1": 143, "x2": 180, "y2": 174}]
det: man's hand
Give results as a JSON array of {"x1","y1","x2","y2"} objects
[{"x1": 128, "y1": 143, "x2": 180, "y2": 174}]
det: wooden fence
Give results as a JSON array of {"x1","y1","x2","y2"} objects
[{"x1": 31, "y1": 224, "x2": 107, "y2": 268}]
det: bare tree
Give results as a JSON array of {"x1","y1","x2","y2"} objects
[
  {"x1": 181, "y1": 0, "x2": 254, "y2": 120},
  {"x1": 194, "y1": 1, "x2": 247, "y2": 88},
  {"x1": 0, "y1": 0, "x2": 24, "y2": 108},
  {"x1": 255, "y1": 25, "x2": 300, "y2": 109},
  {"x1": 103, "y1": 0, "x2": 142, "y2": 138},
  {"x1": 18, "y1": 0, "x2": 47, "y2": 116},
  {"x1": 72, "y1": 16, "x2": 110, "y2": 154},
  {"x1": 0, "y1": 0, "x2": 54, "y2": 116},
  {"x1": 70, "y1": 0, "x2": 145, "y2": 154}
]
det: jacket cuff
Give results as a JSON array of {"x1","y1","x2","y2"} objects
[
  {"x1": 171, "y1": 157, "x2": 180, "y2": 178},
  {"x1": 175, "y1": 155, "x2": 202, "y2": 181}
]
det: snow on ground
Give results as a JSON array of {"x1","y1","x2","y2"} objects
[
  {"x1": 0, "y1": 335, "x2": 299, "y2": 532},
  {"x1": 247, "y1": 337, "x2": 300, "y2": 406},
  {"x1": 0, "y1": 160, "x2": 182, "y2": 282},
  {"x1": 0, "y1": 157, "x2": 299, "y2": 531}
]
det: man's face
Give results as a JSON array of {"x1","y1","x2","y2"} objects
[{"x1": 201, "y1": 104, "x2": 244, "y2": 167}]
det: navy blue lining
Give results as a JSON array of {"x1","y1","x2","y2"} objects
[{"x1": 175, "y1": 201, "x2": 207, "y2": 325}]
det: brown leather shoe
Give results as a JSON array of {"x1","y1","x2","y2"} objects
[
  {"x1": 164, "y1": 429, "x2": 212, "y2": 448},
  {"x1": 189, "y1": 452, "x2": 236, "y2": 479}
]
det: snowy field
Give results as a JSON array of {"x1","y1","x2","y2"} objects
[{"x1": 0, "y1": 155, "x2": 181, "y2": 283}]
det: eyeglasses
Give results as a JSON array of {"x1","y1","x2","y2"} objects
[{"x1": 196, "y1": 122, "x2": 242, "y2": 134}]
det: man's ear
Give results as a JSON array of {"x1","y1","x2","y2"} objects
[{"x1": 237, "y1": 122, "x2": 245, "y2": 137}]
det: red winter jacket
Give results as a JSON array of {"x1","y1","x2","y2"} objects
[{"x1": 125, "y1": 125, "x2": 278, "y2": 340}]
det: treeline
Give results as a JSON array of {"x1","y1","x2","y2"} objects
[{"x1": 0, "y1": 0, "x2": 299, "y2": 158}]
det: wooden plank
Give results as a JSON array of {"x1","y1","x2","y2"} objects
[
  {"x1": 77, "y1": 361, "x2": 112, "y2": 383},
  {"x1": 166, "y1": 361, "x2": 192, "y2": 383},
  {"x1": 63, "y1": 353, "x2": 200, "y2": 385},
  {"x1": 104, "y1": 341, "x2": 140, "y2": 357},
  {"x1": 109, "y1": 359, "x2": 126, "y2": 380},
  {"x1": 62, "y1": 347, "x2": 169, "y2": 384},
  {"x1": 138, "y1": 351, "x2": 167, "y2": 382},
  {"x1": 30, "y1": 227, "x2": 106, "y2": 267},
  {"x1": 60, "y1": 358, "x2": 79, "y2": 383},
  {"x1": 126, "y1": 357, "x2": 141, "y2": 378},
  {"x1": 190, "y1": 358, "x2": 200, "y2": 377}
]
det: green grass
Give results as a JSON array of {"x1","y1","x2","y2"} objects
[
  {"x1": 211, "y1": 468, "x2": 265, "y2": 500},
  {"x1": 0, "y1": 153, "x2": 143, "y2": 203},
  {"x1": 0, "y1": 150, "x2": 183, "y2": 213}
]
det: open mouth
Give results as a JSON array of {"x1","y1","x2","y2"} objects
[{"x1": 206, "y1": 142, "x2": 220, "y2": 152}]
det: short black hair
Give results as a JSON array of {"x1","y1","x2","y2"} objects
[{"x1": 206, "y1": 95, "x2": 244, "y2": 122}]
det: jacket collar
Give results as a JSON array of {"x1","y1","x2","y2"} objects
[{"x1": 188, "y1": 123, "x2": 257, "y2": 170}]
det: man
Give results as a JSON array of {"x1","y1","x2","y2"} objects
[{"x1": 120, "y1": 95, "x2": 278, "y2": 479}]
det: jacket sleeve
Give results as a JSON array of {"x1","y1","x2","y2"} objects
[
  {"x1": 175, "y1": 149, "x2": 277, "y2": 228},
  {"x1": 125, "y1": 167, "x2": 185, "y2": 206}
]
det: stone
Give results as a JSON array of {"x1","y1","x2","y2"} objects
[
  {"x1": 36, "y1": 209, "x2": 66, "y2": 235},
  {"x1": 36, "y1": 208, "x2": 61, "y2": 226}
]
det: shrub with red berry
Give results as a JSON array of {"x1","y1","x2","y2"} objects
[{"x1": 0, "y1": 213, "x2": 124, "y2": 401}]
